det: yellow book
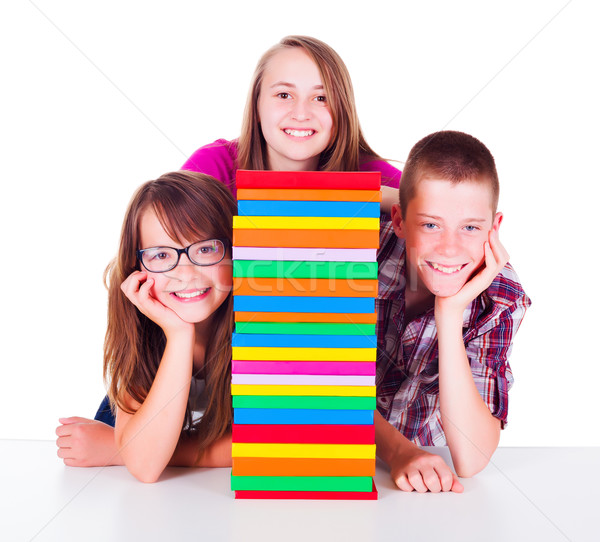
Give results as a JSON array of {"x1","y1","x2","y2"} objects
[
  {"x1": 233, "y1": 216, "x2": 379, "y2": 231},
  {"x1": 232, "y1": 443, "x2": 376, "y2": 459}
]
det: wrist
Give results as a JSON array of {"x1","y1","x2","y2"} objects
[
  {"x1": 163, "y1": 324, "x2": 195, "y2": 343},
  {"x1": 375, "y1": 415, "x2": 418, "y2": 464},
  {"x1": 435, "y1": 298, "x2": 465, "y2": 323}
]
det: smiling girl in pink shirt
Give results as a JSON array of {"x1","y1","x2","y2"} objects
[{"x1": 182, "y1": 35, "x2": 400, "y2": 207}]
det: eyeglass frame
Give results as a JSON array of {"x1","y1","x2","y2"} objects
[{"x1": 136, "y1": 238, "x2": 230, "y2": 273}]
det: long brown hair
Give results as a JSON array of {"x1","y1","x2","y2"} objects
[
  {"x1": 103, "y1": 171, "x2": 237, "y2": 453},
  {"x1": 238, "y1": 35, "x2": 380, "y2": 171}
]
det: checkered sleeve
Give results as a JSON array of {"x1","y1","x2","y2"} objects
[{"x1": 465, "y1": 266, "x2": 531, "y2": 426}]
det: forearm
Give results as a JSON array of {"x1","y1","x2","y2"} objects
[
  {"x1": 95, "y1": 423, "x2": 125, "y2": 466},
  {"x1": 436, "y1": 309, "x2": 500, "y2": 477},
  {"x1": 374, "y1": 410, "x2": 418, "y2": 466},
  {"x1": 196, "y1": 433, "x2": 232, "y2": 467},
  {"x1": 116, "y1": 330, "x2": 195, "y2": 482},
  {"x1": 170, "y1": 432, "x2": 233, "y2": 468}
]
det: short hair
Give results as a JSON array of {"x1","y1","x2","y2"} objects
[{"x1": 399, "y1": 131, "x2": 499, "y2": 218}]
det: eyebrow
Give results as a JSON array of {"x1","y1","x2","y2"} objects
[
  {"x1": 416, "y1": 213, "x2": 488, "y2": 223},
  {"x1": 269, "y1": 81, "x2": 324, "y2": 90}
]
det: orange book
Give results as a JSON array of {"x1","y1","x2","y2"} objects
[
  {"x1": 232, "y1": 457, "x2": 375, "y2": 477},
  {"x1": 233, "y1": 229, "x2": 379, "y2": 249}
]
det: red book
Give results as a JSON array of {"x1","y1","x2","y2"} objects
[
  {"x1": 235, "y1": 481, "x2": 378, "y2": 500},
  {"x1": 232, "y1": 424, "x2": 374, "y2": 444},
  {"x1": 236, "y1": 170, "x2": 381, "y2": 191}
]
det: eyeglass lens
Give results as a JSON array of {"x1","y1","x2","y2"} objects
[{"x1": 141, "y1": 240, "x2": 225, "y2": 272}]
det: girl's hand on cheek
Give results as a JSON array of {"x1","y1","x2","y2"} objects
[{"x1": 121, "y1": 271, "x2": 194, "y2": 337}]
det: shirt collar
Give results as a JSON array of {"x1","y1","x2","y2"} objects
[{"x1": 378, "y1": 222, "x2": 407, "y2": 302}]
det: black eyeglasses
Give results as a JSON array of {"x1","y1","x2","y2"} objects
[{"x1": 137, "y1": 239, "x2": 228, "y2": 273}]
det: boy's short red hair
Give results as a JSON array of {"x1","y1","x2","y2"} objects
[{"x1": 399, "y1": 131, "x2": 499, "y2": 217}]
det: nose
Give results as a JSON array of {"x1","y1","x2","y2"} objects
[
  {"x1": 437, "y1": 230, "x2": 461, "y2": 257},
  {"x1": 291, "y1": 99, "x2": 310, "y2": 121},
  {"x1": 168, "y1": 253, "x2": 200, "y2": 281}
]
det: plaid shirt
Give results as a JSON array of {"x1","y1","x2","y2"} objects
[{"x1": 376, "y1": 222, "x2": 531, "y2": 445}]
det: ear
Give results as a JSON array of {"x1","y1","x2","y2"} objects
[
  {"x1": 390, "y1": 204, "x2": 405, "y2": 239},
  {"x1": 492, "y1": 212, "x2": 503, "y2": 232}
]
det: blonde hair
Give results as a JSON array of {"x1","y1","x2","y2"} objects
[
  {"x1": 238, "y1": 35, "x2": 380, "y2": 171},
  {"x1": 103, "y1": 171, "x2": 236, "y2": 453}
]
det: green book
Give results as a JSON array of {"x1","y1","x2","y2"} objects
[
  {"x1": 231, "y1": 475, "x2": 373, "y2": 492},
  {"x1": 232, "y1": 395, "x2": 376, "y2": 410},
  {"x1": 233, "y1": 260, "x2": 377, "y2": 279}
]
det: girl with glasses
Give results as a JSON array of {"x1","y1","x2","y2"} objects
[{"x1": 56, "y1": 171, "x2": 236, "y2": 482}]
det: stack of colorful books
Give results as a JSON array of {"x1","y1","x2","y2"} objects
[{"x1": 230, "y1": 170, "x2": 380, "y2": 500}]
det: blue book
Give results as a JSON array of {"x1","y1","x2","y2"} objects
[
  {"x1": 233, "y1": 296, "x2": 375, "y2": 313},
  {"x1": 233, "y1": 408, "x2": 374, "y2": 425},
  {"x1": 238, "y1": 200, "x2": 380, "y2": 218}
]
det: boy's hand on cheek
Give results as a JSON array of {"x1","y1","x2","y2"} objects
[
  {"x1": 121, "y1": 271, "x2": 194, "y2": 337},
  {"x1": 390, "y1": 445, "x2": 463, "y2": 493},
  {"x1": 435, "y1": 229, "x2": 509, "y2": 317}
]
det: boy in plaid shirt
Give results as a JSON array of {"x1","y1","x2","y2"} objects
[{"x1": 375, "y1": 131, "x2": 531, "y2": 492}]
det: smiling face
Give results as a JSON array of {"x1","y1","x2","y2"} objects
[
  {"x1": 392, "y1": 177, "x2": 502, "y2": 301},
  {"x1": 138, "y1": 209, "x2": 232, "y2": 324},
  {"x1": 257, "y1": 47, "x2": 333, "y2": 171}
]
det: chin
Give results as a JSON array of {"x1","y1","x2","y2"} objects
[
  {"x1": 433, "y1": 289, "x2": 462, "y2": 298},
  {"x1": 184, "y1": 310, "x2": 214, "y2": 324},
  {"x1": 424, "y1": 279, "x2": 466, "y2": 298},
  {"x1": 167, "y1": 306, "x2": 208, "y2": 325},
  {"x1": 285, "y1": 149, "x2": 322, "y2": 163}
]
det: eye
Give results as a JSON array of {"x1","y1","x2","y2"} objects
[
  {"x1": 314, "y1": 95, "x2": 327, "y2": 104},
  {"x1": 151, "y1": 251, "x2": 171, "y2": 261},
  {"x1": 277, "y1": 92, "x2": 291, "y2": 99},
  {"x1": 144, "y1": 248, "x2": 174, "y2": 263},
  {"x1": 193, "y1": 241, "x2": 220, "y2": 257},
  {"x1": 423, "y1": 223, "x2": 438, "y2": 230},
  {"x1": 199, "y1": 245, "x2": 217, "y2": 254},
  {"x1": 464, "y1": 225, "x2": 480, "y2": 232}
]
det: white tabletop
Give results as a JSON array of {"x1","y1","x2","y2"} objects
[{"x1": 1, "y1": 440, "x2": 597, "y2": 542}]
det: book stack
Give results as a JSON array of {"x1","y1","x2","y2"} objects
[{"x1": 230, "y1": 170, "x2": 380, "y2": 500}]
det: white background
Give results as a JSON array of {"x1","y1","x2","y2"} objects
[{"x1": 1, "y1": 0, "x2": 598, "y2": 445}]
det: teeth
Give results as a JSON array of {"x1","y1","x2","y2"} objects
[
  {"x1": 173, "y1": 288, "x2": 208, "y2": 299},
  {"x1": 284, "y1": 129, "x2": 314, "y2": 137},
  {"x1": 430, "y1": 262, "x2": 463, "y2": 274}
]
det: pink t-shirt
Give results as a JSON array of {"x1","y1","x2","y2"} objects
[{"x1": 182, "y1": 139, "x2": 401, "y2": 199}]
